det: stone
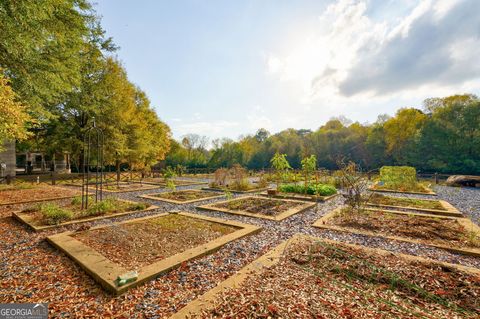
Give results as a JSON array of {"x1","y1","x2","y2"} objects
[{"x1": 445, "y1": 175, "x2": 480, "y2": 187}]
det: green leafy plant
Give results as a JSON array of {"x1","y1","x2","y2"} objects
[
  {"x1": 225, "y1": 190, "x2": 233, "y2": 200},
  {"x1": 166, "y1": 179, "x2": 176, "y2": 191},
  {"x1": 378, "y1": 166, "x2": 419, "y2": 191},
  {"x1": 85, "y1": 198, "x2": 117, "y2": 217},
  {"x1": 40, "y1": 203, "x2": 73, "y2": 225},
  {"x1": 71, "y1": 196, "x2": 82, "y2": 206},
  {"x1": 131, "y1": 202, "x2": 147, "y2": 210},
  {"x1": 279, "y1": 183, "x2": 337, "y2": 196},
  {"x1": 270, "y1": 153, "x2": 292, "y2": 191},
  {"x1": 301, "y1": 155, "x2": 317, "y2": 192}
]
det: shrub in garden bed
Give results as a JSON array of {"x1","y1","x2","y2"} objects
[
  {"x1": 278, "y1": 183, "x2": 337, "y2": 196},
  {"x1": 374, "y1": 166, "x2": 431, "y2": 193},
  {"x1": 209, "y1": 164, "x2": 267, "y2": 191}
]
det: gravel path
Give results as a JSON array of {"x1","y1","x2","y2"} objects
[{"x1": 0, "y1": 183, "x2": 479, "y2": 318}]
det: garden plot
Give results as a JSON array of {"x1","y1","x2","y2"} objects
[
  {"x1": 313, "y1": 207, "x2": 480, "y2": 256},
  {"x1": 202, "y1": 185, "x2": 268, "y2": 194},
  {"x1": 260, "y1": 182, "x2": 338, "y2": 202},
  {"x1": 47, "y1": 212, "x2": 260, "y2": 294},
  {"x1": 197, "y1": 196, "x2": 315, "y2": 221},
  {"x1": 0, "y1": 183, "x2": 81, "y2": 205},
  {"x1": 370, "y1": 166, "x2": 436, "y2": 195},
  {"x1": 67, "y1": 181, "x2": 161, "y2": 193},
  {"x1": 139, "y1": 189, "x2": 224, "y2": 204},
  {"x1": 13, "y1": 197, "x2": 156, "y2": 231},
  {"x1": 370, "y1": 183, "x2": 436, "y2": 195},
  {"x1": 174, "y1": 235, "x2": 480, "y2": 319},
  {"x1": 366, "y1": 193, "x2": 462, "y2": 217},
  {"x1": 141, "y1": 178, "x2": 207, "y2": 186}
]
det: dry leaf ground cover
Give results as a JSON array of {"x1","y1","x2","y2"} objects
[
  {"x1": 148, "y1": 190, "x2": 223, "y2": 202},
  {"x1": 1, "y1": 183, "x2": 480, "y2": 318},
  {"x1": 213, "y1": 197, "x2": 301, "y2": 217},
  {"x1": 192, "y1": 237, "x2": 480, "y2": 318},
  {"x1": 72, "y1": 214, "x2": 239, "y2": 269},
  {"x1": 0, "y1": 184, "x2": 80, "y2": 204},
  {"x1": 325, "y1": 208, "x2": 479, "y2": 250}
]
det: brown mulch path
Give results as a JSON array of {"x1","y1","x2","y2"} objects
[
  {"x1": 72, "y1": 214, "x2": 238, "y2": 269},
  {"x1": 329, "y1": 209, "x2": 479, "y2": 249},
  {"x1": 0, "y1": 185, "x2": 80, "y2": 205},
  {"x1": 196, "y1": 237, "x2": 480, "y2": 318},
  {"x1": 214, "y1": 197, "x2": 301, "y2": 216}
]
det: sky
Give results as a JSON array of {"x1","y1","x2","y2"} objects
[{"x1": 95, "y1": 0, "x2": 480, "y2": 141}]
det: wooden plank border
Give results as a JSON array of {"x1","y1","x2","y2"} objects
[
  {"x1": 12, "y1": 199, "x2": 159, "y2": 232},
  {"x1": 47, "y1": 212, "x2": 261, "y2": 295},
  {"x1": 171, "y1": 234, "x2": 480, "y2": 318},
  {"x1": 139, "y1": 189, "x2": 225, "y2": 204},
  {"x1": 197, "y1": 196, "x2": 315, "y2": 221},
  {"x1": 312, "y1": 207, "x2": 480, "y2": 257}
]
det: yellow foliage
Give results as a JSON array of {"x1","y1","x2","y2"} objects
[{"x1": 0, "y1": 73, "x2": 31, "y2": 147}]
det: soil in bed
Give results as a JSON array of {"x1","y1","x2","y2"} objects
[
  {"x1": 195, "y1": 237, "x2": 480, "y2": 318},
  {"x1": 151, "y1": 190, "x2": 221, "y2": 202},
  {"x1": 0, "y1": 185, "x2": 80, "y2": 204},
  {"x1": 329, "y1": 208, "x2": 479, "y2": 249},
  {"x1": 367, "y1": 193, "x2": 445, "y2": 210},
  {"x1": 214, "y1": 197, "x2": 301, "y2": 216},
  {"x1": 72, "y1": 214, "x2": 238, "y2": 269}
]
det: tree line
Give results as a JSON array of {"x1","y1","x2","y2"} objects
[
  {"x1": 0, "y1": 1, "x2": 171, "y2": 171},
  {"x1": 167, "y1": 94, "x2": 480, "y2": 174}
]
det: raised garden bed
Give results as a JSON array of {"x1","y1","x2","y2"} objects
[
  {"x1": 47, "y1": 212, "x2": 261, "y2": 294},
  {"x1": 139, "y1": 189, "x2": 224, "y2": 204},
  {"x1": 197, "y1": 196, "x2": 315, "y2": 221},
  {"x1": 366, "y1": 193, "x2": 462, "y2": 217},
  {"x1": 173, "y1": 234, "x2": 480, "y2": 319},
  {"x1": 259, "y1": 191, "x2": 338, "y2": 202},
  {"x1": 313, "y1": 207, "x2": 480, "y2": 257},
  {"x1": 13, "y1": 197, "x2": 157, "y2": 231},
  {"x1": 0, "y1": 184, "x2": 81, "y2": 205},
  {"x1": 370, "y1": 183, "x2": 437, "y2": 195},
  {"x1": 371, "y1": 165, "x2": 436, "y2": 195},
  {"x1": 67, "y1": 181, "x2": 161, "y2": 193},
  {"x1": 201, "y1": 186, "x2": 268, "y2": 194},
  {"x1": 141, "y1": 178, "x2": 207, "y2": 186}
]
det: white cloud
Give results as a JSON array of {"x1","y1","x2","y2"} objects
[
  {"x1": 266, "y1": 0, "x2": 480, "y2": 104},
  {"x1": 173, "y1": 120, "x2": 239, "y2": 138},
  {"x1": 247, "y1": 105, "x2": 274, "y2": 132}
]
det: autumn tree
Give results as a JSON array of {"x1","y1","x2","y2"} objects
[{"x1": 0, "y1": 73, "x2": 31, "y2": 150}]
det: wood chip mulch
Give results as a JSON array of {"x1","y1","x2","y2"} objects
[
  {"x1": 152, "y1": 190, "x2": 221, "y2": 202},
  {"x1": 214, "y1": 197, "x2": 301, "y2": 216},
  {"x1": 72, "y1": 214, "x2": 238, "y2": 269},
  {"x1": 195, "y1": 237, "x2": 480, "y2": 318},
  {"x1": 0, "y1": 185, "x2": 80, "y2": 205},
  {"x1": 329, "y1": 209, "x2": 479, "y2": 249}
]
